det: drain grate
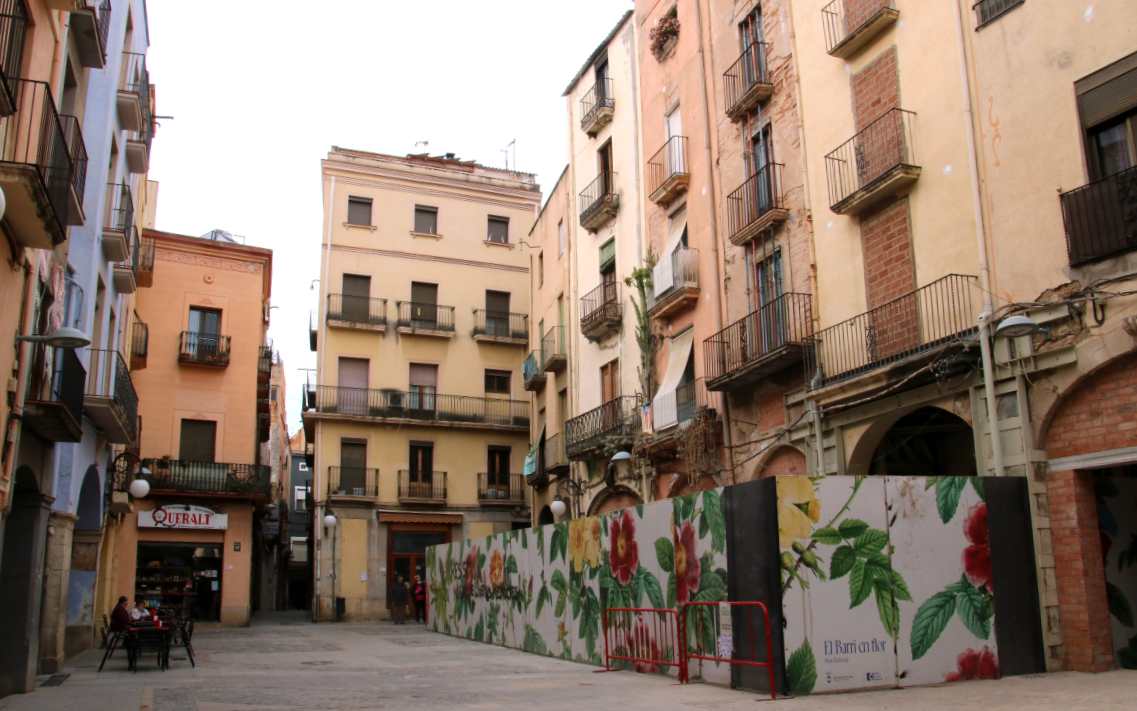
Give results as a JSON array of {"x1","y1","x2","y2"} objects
[{"x1": 41, "y1": 673, "x2": 69, "y2": 687}]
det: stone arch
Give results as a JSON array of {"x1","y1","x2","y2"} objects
[
  {"x1": 668, "y1": 474, "x2": 719, "y2": 498},
  {"x1": 752, "y1": 445, "x2": 808, "y2": 479},
  {"x1": 849, "y1": 406, "x2": 976, "y2": 476},
  {"x1": 537, "y1": 506, "x2": 555, "y2": 526},
  {"x1": 587, "y1": 486, "x2": 642, "y2": 516},
  {"x1": 1040, "y1": 351, "x2": 1137, "y2": 459},
  {"x1": 75, "y1": 465, "x2": 102, "y2": 532}
]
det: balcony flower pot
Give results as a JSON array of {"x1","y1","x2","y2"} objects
[{"x1": 650, "y1": 8, "x2": 679, "y2": 62}]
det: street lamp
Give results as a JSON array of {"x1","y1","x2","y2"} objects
[
  {"x1": 15, "y1": 326, "x2": 91, "y2": 349},
  {"x1": 323, "y1": 513, "x2": 338, "y2": 529},
  {"x1": 549, "y1": 498, "x2": 567, "y2": 518},
  {"x1": 128, "y1": 478, "x2": 150, "y2": 499},
  {"x1": 994, "y1": 314, "x2": 1042, "y2": 338}
]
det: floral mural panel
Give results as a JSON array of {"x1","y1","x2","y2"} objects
[
  {"x1": 778, "y1": 476, "x2": 898, "y2": 694},
  {"x1": 1096, "y1": 473, "x2": 1137, "y2": 669},
  {"x1": 669, "y1": 491, "x2": 729, "y2": 684}
]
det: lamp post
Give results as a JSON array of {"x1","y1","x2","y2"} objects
[
  {"x1": 112, "y1": 451, "x2": 151, "y2": 500},
  {"x1": 323, "y1": 511, "x2": 338, "y2": 621}
]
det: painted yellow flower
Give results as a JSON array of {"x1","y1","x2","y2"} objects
[
  {"x1": 557, "y1": 621, "x2": 568, "y2": 642},
  {"x1": 489, "y1": 549, "x2": 505, "y2": 588},
  {"x1": 568, "y1": 516, "x2": 601, "y2": 573},
  {"x1": 777, "y1": 476, "x2": 821, "y2": 551}
]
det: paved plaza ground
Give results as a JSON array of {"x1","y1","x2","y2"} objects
[{"x1": 2, "y1": 612, "x2": 1135, "y2": 710}]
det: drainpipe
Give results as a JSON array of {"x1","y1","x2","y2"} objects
[
  {"x1": 953, "y1": 1, "x2": 1004, "y2": 477},
  {"x1": 694, "y1": 0, "x2": 735, "y2": 482}
]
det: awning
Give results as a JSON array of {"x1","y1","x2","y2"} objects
[
  {"x1": 378, "y1": 511, "x2": 464, "y2": 525},
  {"x1": 652, "y1": 329, "x2": 694, "y2": 431},
  {"x1": 653, "y1": 212, "x2": 687, "y2": 297},
  {"x1": 524, "y1": 426, "x2": 545, "y2": 479}
]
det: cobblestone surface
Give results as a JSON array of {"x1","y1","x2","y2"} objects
[{"x1": 1, "y1": 612, "x2": 1135, "y2": 710}]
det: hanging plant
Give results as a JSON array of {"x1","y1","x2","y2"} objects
[{"x1": 650, "y1": 7, "x2": 680, "y2": 62}]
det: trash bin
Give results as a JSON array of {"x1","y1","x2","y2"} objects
[{"x1": 335, "y1": 596, "x2": 346, "y2": 621}]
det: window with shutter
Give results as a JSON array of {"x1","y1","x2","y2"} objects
[
  {"x1": 179, "y1": 419, "x2": 217, "y2": 462},
  {"x1": 484, "y1": 369, "x2": 511, "y2": 395},
  {"x1": 487, "y1": 216, "x2": 509, "y2": 244},
  {"x1": 347, "y1": 196, "x2": 372, "y2": 226},
  {"x1": 414, "y1": 205, "x2": 438, "y2": 234}
]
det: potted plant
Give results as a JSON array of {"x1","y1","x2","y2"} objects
[{"x1": 650, "y1": 6, "x2": 680, "y2": 62}]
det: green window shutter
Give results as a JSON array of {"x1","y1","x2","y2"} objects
[{"x1": 599, "y1": 238, "x2": 616, "y2": 272}]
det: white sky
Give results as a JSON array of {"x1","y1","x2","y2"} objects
[{"x1": 145, "y1": 0, "x2": 633, "y2": 432}]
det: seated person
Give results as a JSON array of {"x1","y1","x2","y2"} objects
[
  {"x1": 110, "y1": 596, "x2": 132, "y2": 631},
  {"x1": 130, "y1": 596, "x2": 151, "y2": 622}
]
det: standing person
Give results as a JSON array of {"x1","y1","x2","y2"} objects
[
  {"x1": 390, "y1": 575, "x2": 407, "y2": 625},
  {"x1": 412, "y1": 575, "x2": 426, "y2": 623}
]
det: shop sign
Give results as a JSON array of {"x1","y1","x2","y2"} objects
[{"x1": 138, "y1": 504, "x2": 228, "y2": 531}]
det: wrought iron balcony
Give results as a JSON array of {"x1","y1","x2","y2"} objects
[
  {"x1": 0, "y1": 79, "x2": 74, "y2": 249},
  {"x1": 327, "y1": 293, "x2": 386, "y2": 331},
  {"x1": 83, "y1": 349, "x2": 137, "y2": 444},
  {"x1": 0, "y1": 0, "x2": 26, "y2": 117},
  {"x1": 327, "y1": 466, "x2": 380, "y2": 501},
  {"x1": 579, "y1": 171, "x2": 619, "y2": 231},
  {"x1": 727, "y1": 163, "x2": 787, "y2": 245},
  {"x1": 704, "y1": 293, "x2": 813, "y2": 391},
  {"x1": 102, "y1": 182, "x2": 133, "y2": 261},
  {"x1": 130, "y1": 320, "x2": 148, "y2": 370},
  {"x1": 136, "y1": 234, "x2": 155, "y2": 287},
  {"x1": 804, "y1": 274, "x2": 979, "y2": 388},
  {"x1": 647, "y1": 135, "x2": 689, "y2": 205},
  {"x1": 1059, "y1": 165, "x2": 1137, "y2": 267},
  {"x1": 565, "y1": 396, "x2": 641, "y2": 460},
  {"x1": 825, "y1": 108, "x2": 919, "y2": 215},
  {"x1": 974, "y1": 0, "x2": 1024, "y2": 28},
  {"x1": 59, "y1": 114, "x2": 87, "y2": 225},
  {"x1": 113, "y1": 226, "x2": 140, "y2": 294},
  {"x1": 397, "y1": 470, "x2": 447, "y2": 504},
  {"x1": 23, "y1": 345, "x2": 85, "y2": 443},
  {"x1": 396, "y1": 301, "x2": 455, "y2": 337},
  {"x1": 478, "y1": 473, "x2": 525, "y2": 506},
  {"x1": 179, "y1": 331, "x2": 231, "y2": 368},
  {"x1": 541, "y1": 325, "x2": 567, "y2": 372},
  {"x1": 580, "y1": 77, "x2": 614, "y2": 136},
  {"x1": 117, "y1": 51, "x2": 149, "y2": 132},
  {"x1": 139, "y1": 459, "x2": 272, "y2": 499},
  {"x1": 648, "y1": 247, "x2": 700, "y2": 320},
  {"x1": 523, "y1": 351, "x2": 546, "y2": 391},
  {"x1": 306, "y1": 386, "x2": 529, "y2": 432},
  {"x1": 723, "y1": 42, "x2": 772, "y2": 121},
  {"x1": 822, "y1": 0, "x2": 898, "y2": 59},
  {"x1": 651, "y1": 377, "x2": 720, "y2": 436},
  {"x1": 473, "y1": 309, "x2": 528, "y2": 344},
  {"x1": 70, "y1": 1, "x2": 111, "y2": 68},
  {"x1": 581, "y1": 282, "x2": 621, "y2": 340}
]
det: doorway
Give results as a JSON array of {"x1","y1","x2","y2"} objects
[
  {"x1": 1094, "y1": 466, "x2": 1137, "y2": 668},
  {"x1": 387, "y1": 528, "x2": 450, "y2": 615},
  {"x1": 867, "y1": 407, "x2": 976, "y2": 476},
  {"x1": 135, "y1": 542, "x2": 223, "y2": 621}
]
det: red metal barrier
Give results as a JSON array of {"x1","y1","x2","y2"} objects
[
  {"x1": 681, "y1": 600, "x2": 776, "y2": 699},
  {"x1": 601, "y1": 607, "x2": 686, "y2": 681}
]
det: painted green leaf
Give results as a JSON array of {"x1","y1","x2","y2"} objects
[
  {"x1": 673, "y1": 495, "x2": 692, "y2": 524},
  {"x1": 550, "y1": 569, "x2": 567, "y2": 595},
  {"x1": 830, "y1": 545, "x2": 857, "y2": 579},
  {"x1": 1108, "y1": 581, "x2": 1134, "y2": 627},
  {"x1": 536, "y1": 527, "x2": 545, "y2": 559},
  {"x1": 655, "y1": 537, "x2": 674, "y2": 573},
  {"x1": 911, "y1": 589, "x2": 957, "y2": 660},
  {"x1": 703, "y1": 490, "x2": 726, "y2": 553},
  {"x1": 698, "y1": 510, "x2": 709, "y2": 539},
  {"x1": 936, "y1": 477, "x2": 967, "y2": 524},
  {"x1": 633, "y1": 567, "x2": 646, "y2": 606},
  {"x1": 969, "y1": 477, "x2": 986, "y2": 502},
  {"x1": 849, "y1": 558, "x2": 874, "y2": 608},
  {"x1": 473, "y1": 615, "x2": 485, "y2": 642},
  {"x1": 696, "y1": 567, "x2": 727, "y2": 603},
  {"x1": 854, "y1": 529, "x2": 889, "y2": 556},
  {"x1": 536, "y1": 585, "x2": 550, "y2": 618},
  {"x1": 812, "y1": 527, "x2": 843, "y2": 545},
  {"x1": 523, "y1": 625, "x2": 548, "y2": 655},
  {"x1": 956, "y1": 583, "x2": 992, "y2": 639},
  {"x1": 642, "y1": 571, "x2": 665, "y2": 609},
  {"x1": 786, "y1": 641, "x2": 817, "y2": 695},
  {"x1": 581, "y1": 587, "x2": 600, "y2": 656},
  {"x1": 554, "y1": 591, "x2": 567, "y2": 619},
  {"x1": 477, "y1": 551, "x2": 486, "y2": 570},
  {"x1": 505, "y1": 554, "x2": 518, "y2": 577},
  {"x1": 890, "y1": 569, "x2": 912, "y2": 602},
  {"x1": 838, "y1": 518, "x2": 869, "y2": 539},
  {"x1": 550, "y1": 526, "x2": 564, "y2": 563},
  {"x1": 667, "y1": 572, "x2": 677, "y2": 609},
  {"x1": 874, "y1": 582, "x2": 900, "y2": 639}
]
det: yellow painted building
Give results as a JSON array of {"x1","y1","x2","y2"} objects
[{"x1": 305, "y1": 148, "x2": 539, "y2": 621}]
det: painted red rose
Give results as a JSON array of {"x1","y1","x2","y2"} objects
[
  {"x1": 609, "y1": 510, "x2": 639, "y2": 586},
  {"x1": 673, "y1": 521, "x2": 701, "y2": 604},
  {"x1": 962, "y1": 503, "x2": 992, "y2": 593},
  {"x1": 463, "y1": 547, "x2": 479, "y2": 596},
  {"x1": 945, "y1": 646, "x2": 999, "y2": 682}
]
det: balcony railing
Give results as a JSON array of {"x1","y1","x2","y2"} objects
[
  {"x1": 541, "y1": 325, "x2": 567, "y2": 371},
  {"x1": 473, "y1": 309, "x2": 528, "y2": 341},
  {"x1": 822, "y1": 0, "x2": 898, "y2": 59},
  {"x1": 579, "y1": 171, "x2": 619, "y2": 230},
  {"x1": 136, "y1": 234, "x2": 155, "y2": 287},
  {"x1": 0, "y1": 0, "x2": 27, "y2": 116},
  {"x1": 727, "y1": 163, "x2": 787, "y2": 245},
  {"x1": 804, "y1": 274, "x2": 979, "y2": 387},
  {"x1": 825, "y1": 108, "x2": 919, "y2": 215},
  {"x1": 130, "y1": 320, "x2": 148, "y2": 369},
  {"x1": 118, "y1": 51, "x2": 150, "y2": 131},
  {"x1": 327, "y1": 293, "x2": 386, "y2": 327},
  {"x1": 397, "y1": 470, "x2": 447, "y2": 503},
  {"x1": 22, "y1": 345, "x2": 86, "y2": 443},
  {"x1": 59, "y1": 114, "x2": 87, "y2": 225},
  {"x1": 565, "y1": 396, "x2": 641, "y2": 459},
  {"x1": 0, "y1": 79, "x2": 74, "y2": 249},
  {"x1": 327, "y1": 466, "x2": 380, "y2": 499},
  {"x1": 307, "y1": 386, "x2": 529, "y2": 430},
  {"x1": 974, "y1": 0, "x2": 1024, "y2": 27},
  {"x1": 581, "y1": 281, "x2": 621, "y2": 338},
  {"x1": 140, "y1": 459, "x2": 272, "y2": 498},
  {"x1": 649, "y1": 247, "x2": 700, "y2": 319},
  {"x1": 653, "y1": 377, "x2": 718, "y2": 433},
  {"x1": 723, "y1": 42, "x2": 771, "y2": 119},
  {"x1": 396, "y1": 301, "x2": 455, "y2": 333},
  {"x1": 113, "y1": 225, "x2": 140, "y2": 293},
  {"x1": 478, "y1": 473, "x2": 525, "y2": 505},
  {"x1": 179, "y1": 331, "x2": 231, "y2": 367},
  {"x1": 70, "y1": 0, "x2": 111, "y2": 69},
  {"x1": 704, "y1": 293, "x2": 813, "y2": 391},
  {"x1": 1059, "y1": 165, "x2": 1137, "y2": 267},
  {"x1": 580, "y1": 77, "x2": 615, "y2": 136},
  {"x1": 647, "y1": 135, "x2": 689, "y2": 205},
  {"x1": 523, "y1": 351, "x2": 545, "y2": 390},
  {"x1": 84, "y1": 349, "x2": 137, "y2": 444},
  {"x1": 102, "y1": 181, "x2": 133, "y2": 261}
]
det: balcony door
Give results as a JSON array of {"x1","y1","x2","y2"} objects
[
  {"x1": 337, "y1": 357, "x2": 369, "y2": 415},
  {"x1": 598, "y1": 140, "x2": 614, "y2": 195},
  {"x1": 342, "y1": 274, "x2": 370, "y2": 322},
  {"x1": 188, "y1": 307, "x2": 222, "y2": 359},
  {"x1": 487, "y1": 446, "x2": 510, "y2": 491},
  {"x1": 594, "y1": 57, "x2": 609, "y2": 101},
  {"x1": 339, "y1": 440, "x2": 366, "y2": 495},
  {"x1": 409, "y1": 442, "x2": 434, "y2": 497},
  {"x1": 600, "y1": 359, "x2": 621, "y2": 433},
  {"x1": 601, "y1": 268, "x2": 617, "y2": 317},
  {"x1": 666, "y1": 107, "x2": 684, "y2": 174},
  {"x1": 754, "y1": 247, "x2": 785, "y2": 353},
  {"x1": 408, "y1": 363, "x2": 437, "y2": 415},
  {"x1": 179, "y1": 419, "x2": 216, "y2": 463},
  {"x1": 748, "y1": 123, "x2": 774, "y2": 214},
  {"x1": 411, "y1": 282, "x2": 438, "y2": 327},
  {"x1": 739, "y1": 7, "x2": 766, "y2": 86},
  {"x1": 486, "y1": 290, "x2": 510, "y2": 337}
]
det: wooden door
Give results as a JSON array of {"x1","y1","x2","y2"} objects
[
  {"x1": 337, "y1": 357, "x2": 369, "y2": 415},
  {"x1": 410, "y1": 282, "x2": 438, "y2": 326},
  {"x1": 342, "y1": 274, "x2": 371, "y2": 322}
]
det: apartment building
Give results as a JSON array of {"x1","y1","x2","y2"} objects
[
  {"x1": 285, "y1": 427, "x2": 312, "y2": 610},
  {"x1": 305, "y1": 148, "x2": 539, "y2": 621},
  {"x1": 0, "y1": 0, "x2": 157, "y2": 694}
]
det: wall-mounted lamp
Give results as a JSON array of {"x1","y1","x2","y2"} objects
[
  {"x1": 15, "y1": 326, "x2": 91, "y2": 349},
  {"x1": 994, "y1": 314, "x2": 1042, "y2": 339}
]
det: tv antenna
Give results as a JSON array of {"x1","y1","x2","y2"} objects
[{"x1": 501, "y1": 139, "x2": 516, "y2": 170}]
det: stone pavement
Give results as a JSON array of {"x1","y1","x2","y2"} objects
[{"x1": 1, "y1": 611, "x2": 1135, "y2": 710}]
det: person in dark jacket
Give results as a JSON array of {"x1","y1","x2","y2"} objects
[
  {"x1": 390, "y1": 575, "x2": 408, "y2": 624},
  {"x1": 110, "y1": 596, "x2": 132, "y2": 631},
  {"x1": 412, "y1": 575, "x2": 426, "y2": 623}
]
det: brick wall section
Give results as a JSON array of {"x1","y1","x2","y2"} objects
[
  {"x1": 861, "y1": 198, "x2": 918, "y2": 358},
  {"x1": 1045, "y1": 354, "x2": 1137, "y2": 459},
  {"x1": 844, "y1": 0, "x2": 893, "y2": 38},
  {"x1": 1046, "y1": 469, "x2": 1114, "y2": 671},
  {"x1": 851, "y1": 45, "x2": 898, "y2": 130},
  {"x1": 762, "y1": 447, "x2": 807, "y2": 477}
]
